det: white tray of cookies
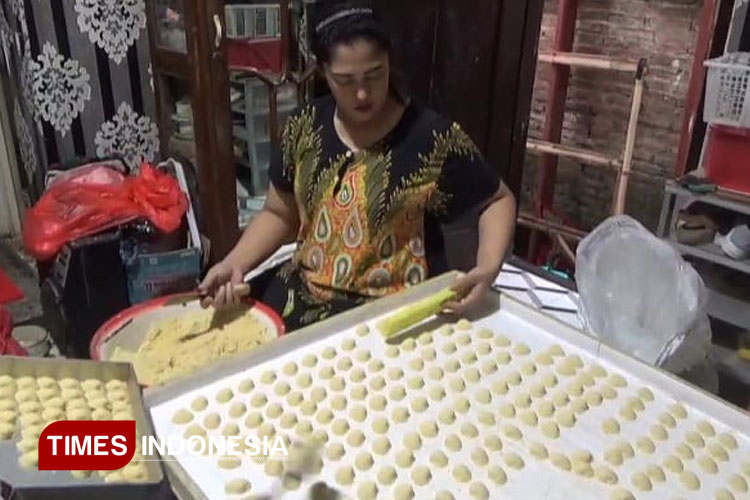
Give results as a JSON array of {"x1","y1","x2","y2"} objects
[{"x1": 144, "y1": 272, "x2": 750, "y2": 500}]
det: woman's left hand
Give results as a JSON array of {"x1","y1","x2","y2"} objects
[{"x1": 442, "y1": 265, "x2": 500, "y2": 315}]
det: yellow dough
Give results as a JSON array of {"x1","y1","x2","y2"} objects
[
  {"x1": 697, "y1": 420, "x2": 716, "y2": 437},
  {"x1": 373, "y1": 436, "x2": 392, "y2": 455},
  {"x1": 190, "y1": 396, "x2": 208, "y2": 412},
  {"x1": 715, "y1": 488, "x2": 735, "y2": 500},
  {"x1": 377, "y1": 465, "x2": 398, "y2": 485},
  {"x1": 557, "y1": 408, "x2": 576, "y2": 428},
  {"x1": 132, "y1": 310, "x2": 273, "y2": 385},
  {"x1": 529, "y1": 442, "x2": 548, "y2": 460},
  {"x1": 355, "y1": 451, "x2": 374, "y2": 471},
  {"x1": 504, "y1": 451, "x2": 525, "y2": 470},
  {"x1": 410, "y1": 396, "x2": 428, "y2": 413},
  {"x1": 631, "y1": 472, "x2": 652, "y2": 492},
  {"x1": 244, "y1": 412, "x2": 262, "y2": 428},
  {"x1": 728, "y1": 474, "x2": 748, "y2": 493},
  {"x1": 636, "y1": 436, "x2": 656, "y2": 454},
  {"x1": 601, "y1": 385, "x2": 617, "y2": 400},
  {"x1": 368, "y1": 375, "x2": 385, "y2": 391},
  {"x1": 464, "y1": 367, "x2": 480, "y2": 382},
  {"x1": 488, "y1": 465, "x2": 508, "y2": 485},
  {"x1": 503, "y1": 424, "x2": 522, "y2": 440},
  {"x1": 670, "y1": 402, "x2": 688, "y2": 419},
  {"x1": 265, "y1": 403, "x2": 283, "y2": 419},
  {"x1": 347, "y1": 429, "x2": 366, "y2": 447},
  {"x1": 477, "y1": 410, "x2": 496, "y2": 426},
  {"x1": 646, "y1": 465, "x2": 666, "y2": 483},
  {"x1": 326, "y1": 443, "x2": 345, "y2": 461},
  {"x1": 680, "y1": 470, "x2": 700, "y2": 490},
  {"x1": 484, "y1": 435, "x2": 503, "y2": 452},
  {"x1": 445, "y1": 434, "x2": 462, "y2": 452},
  {"x1": 420, "y1": 420, "x2": 439, "y2": 438},
  {"x1": 718, "y1": 433, "x2": 738, "y2": 450},
  {"x1": 452, "y1": 464, "x2": 472, "y2": 483},
  {"x1": 551, "y1": 453, "x2": 571, "y2": 471},
  {"x1": 224, "y1": 478, "x2": 251, "y2": 495},
  {"x1": 341, "y1": 338, "x2": 356, "y2": 351},
  {"x1": 520, "y1": 410, "x2": 538, "y2": 427},
  {"x1": 698, "y1": 455, "x2": 718, "y2": 474},
  {"x1": 541, "y1": 421, "x2": 560, "y2": 439},
  {"x1": 396, "y1": 448, "x2": 415, "y2": 468},
  {"x1": 602, "y1": 418, "x2": 620, "y2": 435},
  {"x1": 411, "y1": 465, "x2": 432, "y2": 486},
  {"x1": 331, "y1": 418, "x2": 350, "y2": 436},
  {"x1": 537, "y1": 400, "x2": 555, "y2": 418},
  {"x1": 294, "y1": 420, "x2": 312, "y2": 436},
  {"x1": 610, "y1": 488, "x2": 635, "y2": 500},
  {"x1": 430, "y1": 449, "x2": 449, "y2": 468},
  {"x1": 675, "y1": 443, "x2": 694, "y2": 460},
  {"x1": 393, "y1": 483, "x2": 415, "y2": 500},
  {"x1": 596, "y1": 466, "x2": 619, "y2": 485},
  {"x1": 404, "y1": 431, "x2": 422, "y2": 450},
  {"x1": 497, "y1": 352, "x2": 511, "y2": 365},
  {"x1": 659, "y1": 412, "x2": 677, "y2": 429},
  {"x1": 0, "y1": 422, "x2": 16, "y2": 440},
  {"x1": 686, "y1": 430, "x2": 706, "y2": 448},
  {"x1": 392, "y1": 406, "x2": 409, "y2": 423},
  {"x1": 664, "y1": 455, "x2": 684, "y2": 474}
]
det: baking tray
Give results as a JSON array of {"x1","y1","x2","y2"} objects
[
  {"x1": 0, "y1": 357, "x2": 164, "y2": 500},
  {"x1": 144, "y1": 272, "x2": 750, "y2": 500}
]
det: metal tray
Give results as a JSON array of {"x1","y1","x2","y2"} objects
[
  {"x1": 0, "y1": 357, "x2": 164, "y2": 500},
  {"x1": 144, "y1": 272, "x2": 750, "y2": 500}
]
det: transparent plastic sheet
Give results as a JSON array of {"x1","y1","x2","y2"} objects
[{"x1": 576, "y1": 216, "x2": 717, "y2": 391}]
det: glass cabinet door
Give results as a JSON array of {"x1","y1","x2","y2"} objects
[{"x1": 155, "y1": 0, "x2": 188, "y2": 53}]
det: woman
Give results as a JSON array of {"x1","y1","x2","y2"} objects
[{"x1": 199, "y1": 2, "x2": 516, "y2": 331}]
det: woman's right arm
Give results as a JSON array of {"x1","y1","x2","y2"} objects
[{"x1": 198, "y1": 184, "x2": 299, "y2": 308}]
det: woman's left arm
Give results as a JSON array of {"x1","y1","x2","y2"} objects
[{"x1": 444, "y1": 182, "x2": 517, "y2": 314}]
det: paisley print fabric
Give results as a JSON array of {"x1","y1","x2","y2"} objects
[{"x1": 260, "y1": 95, "x2": 500, "y2": 330}]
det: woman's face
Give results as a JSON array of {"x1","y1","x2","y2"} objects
[{"x1": 324, "y1": 38, "x2": 390, "y2": 125}]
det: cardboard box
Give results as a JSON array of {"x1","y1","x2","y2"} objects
[{"x1": 124, "y1": 159, "x2": 203, "y2": 304}]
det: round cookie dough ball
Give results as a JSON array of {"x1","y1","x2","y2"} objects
[
  {"x1": 392, "y1": 406, "x2": 409, "y2": 423},
  {"x1": 355, "y1": 451, "x2": 374, "y2": 471},
  {"x1": 404, "y1": 431, "x2": 422, "y2": 450},
  {"x1": 679, "y1": 470, "x2": 700, "y2": 491},
  {"x1": 430, "y1": 449, "x2": 449, "y2": 468},
  {"x1": 377, "y1": 464, "x2": 398, "y2": 485},
  {"x1": 347, "y1": 429, "x2": 366, "y2": 448},
  {"x1": 350, "y1": 404, "x2": 368, "y2": 422},
  {"x1": 190, "y1": 396, "x2": 209, "y2": 412},
  {"x1": 372, "y1": 435, "x2": 391, "y2": 455},
  {"x1": 215, "y1": 388, "x2": 234, "y2": 404},
  {"x1": 488, "y1": 465, "x2": 507, "y2": 485},
  {"x1": 445, "y1": 434, "x2": 462, "y2": 452},
  {"x1": 452, "y1": 464, "x2": 472, "y2": 483},
  {"x1": 326, "y1": 443, "x2": 345, "y2": 461},
  {"x1": 411, "y1": 465, "x2": 432, "y2": 486},
  {"x1": 335, "y1": 465, "x2": 355, "y2": 486},
  {"x1": 602, "y1": 418, "x2": 620, "y2": 435},
  {"x1": 395, "y1": 448, "x2": 415, "y2": 468},
  {"x1": 503, "y1": 451, "x2": 525, "y2": 470},
  {"x1": 541, "y1": 420, "x2": 560, "y2": 439}
]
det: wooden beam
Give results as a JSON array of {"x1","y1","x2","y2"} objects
[
  {"x1": 613, "y1": 60, "x2": 647, "y2": 215},
  {"x1": 526, "y1": 139, "x2": 621, "y2": 169},
  {"x1": 538, "y1": 51, "x2": 640, "y2": 73},
  {"x1": 517, "y1": 212, "x2": 587, "y2": 241}
]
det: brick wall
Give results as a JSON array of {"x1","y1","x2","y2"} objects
[{"x1": 523, "y1": 0, "x2": 703, "y2": 231}]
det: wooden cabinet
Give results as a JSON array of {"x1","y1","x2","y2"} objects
[{"x1": 146, "y1": 0, "x2": 239, "y2": 261}]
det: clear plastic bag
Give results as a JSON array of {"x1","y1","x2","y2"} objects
[{"x1": 576, "y1": 216, "x2": 715, "y2": 390}]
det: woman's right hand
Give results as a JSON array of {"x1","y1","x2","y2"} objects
[{"x1": 197, "y1": 260, "x2": 247, "y2": 309}]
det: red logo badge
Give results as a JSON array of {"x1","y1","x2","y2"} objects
[{"x1": 38, "y1": 421, "x2": 136, "y2": 471}]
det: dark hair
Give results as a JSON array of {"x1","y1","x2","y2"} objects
[
  {"x1": 311, "y1": 2, "x2": 409, "y2": 102},
  {"x1": 311, "y1": 1, "x2": 391, "y2": 66}
]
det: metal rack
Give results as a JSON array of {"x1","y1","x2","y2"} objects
[{"x1": 657, "y1": 180, "x2": 750, "y2": 330}]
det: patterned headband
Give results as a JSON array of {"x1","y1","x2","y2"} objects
[{"x1": 315, "y1": 8, "x2": 374, "y2": 33}]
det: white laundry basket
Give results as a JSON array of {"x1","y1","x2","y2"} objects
[{"x1": 704, "y1": 52, "x2": 750, "y2": 127}]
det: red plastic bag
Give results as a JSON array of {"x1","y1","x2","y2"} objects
[
  {"x1": 23, "y1": 163, "x2": 188, "y2": 261},
  {"x1": 0, "y1": 306, "x2": 26, "y2": 356}
]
